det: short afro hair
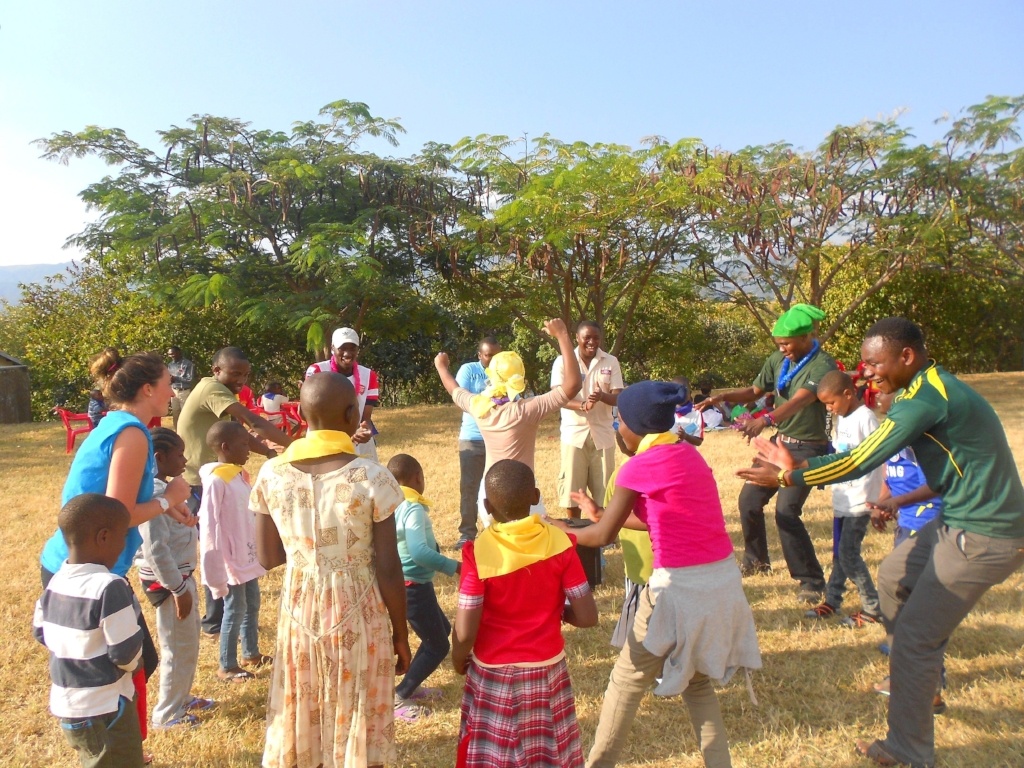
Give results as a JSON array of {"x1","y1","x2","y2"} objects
[
  {"x1": 864, "y1": 317, "x2": 926, "y2": 355},
  {"x1": 484, "y1": 460, "x2": 537, "y2": 521},
  {"x1": 58, "y1": 493, "x2": 129, "y2": 547},
  {"x1": 817, "y1": 369, "x2": 856, "y2": 397},
  {"x1": 386, "y1": 454, "x2": 423, "y2": 486}
]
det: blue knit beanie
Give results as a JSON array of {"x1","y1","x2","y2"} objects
[{"x1": 617, "y1": 381, "x2": 691, "y2": 436}]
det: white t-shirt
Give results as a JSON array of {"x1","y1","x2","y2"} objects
[{"x1": 830, "y1": 404, "x2": 886, "y2": 517}]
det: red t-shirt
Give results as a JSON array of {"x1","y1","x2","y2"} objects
[{"x1": 459, "y1": 536, "x2": 590, "y2": 666}]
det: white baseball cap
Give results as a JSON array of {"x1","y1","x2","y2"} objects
[{"x1": 331, "y1": 327, "x2": 360, "y2": 348}]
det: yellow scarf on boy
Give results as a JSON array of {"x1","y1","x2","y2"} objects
[
  {"x1": 279, "y1": 429, "x2": 356, "y2": 464},
  {"x1": 400, "y1": 486, "x2": 434, "y2": 508},
  {"x1": 211, "y1": 463, "x2": 249, "y2": 484},
  {"x1": 474, "y1": 514, "x2": 573, "y2": 580}
]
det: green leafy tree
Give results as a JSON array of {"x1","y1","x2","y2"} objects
[
  {"x1": 443, "y1": 136, "x2": 718, "y2": 354},
  {"x1": 694, "y1": 96, "x2": 1024, "y2": 345},
  {"x1": 36, "y1": 102, "x2": 473, "y2": 355}
]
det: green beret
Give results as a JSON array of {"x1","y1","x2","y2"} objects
[{"x1": 772, "y1": 303, "x2": 825, "y2": 337}]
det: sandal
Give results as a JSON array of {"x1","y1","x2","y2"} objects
[
  {"x1": 184, "y1": 696, "x2": 217, "y2": 712},
  {"x1": 873, "y1": 676, "x2": 947, "y2": 714},
  {"x1": 143, "y1": 753, "x2": 154, "y2": 765},
  {"x1": 855, "y1": 739, "x2": 906, "y2": 766},
  {"x1": 241, "y1": 654, "x2": 274, "y2": 669},
  {"x1": 394, "y1": 696, "x2": 429, "y2": 723},
  {"x1": 406, "y1": 686, "x2": 443, "y2": 702},
  {"x1": 217, "y1": 669, "x2": 255, "y2": 684},
  {"x1": 152, "y1": 713, "x2": 200, "y2": 730}
]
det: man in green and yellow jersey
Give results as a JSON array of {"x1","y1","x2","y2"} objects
[{"x1": 739, "y1": 317, "x2": 1024, "y2": 768}]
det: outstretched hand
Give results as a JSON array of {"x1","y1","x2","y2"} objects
[
  {"x1": 739, "y1": 416, "x2": 768, "y2": 441},
  {"x1": 695, "y1": 396, "x2": 717, "y2": 413},
  {"x1": 736, "y1": 464, "x2": 781, "y2": 488},
  {"x1": 569, "y1": 490, "x2": 602, "y2": 522},
  {"x1": 750, "y1": 437, "x2": 797, "y2": 470}
]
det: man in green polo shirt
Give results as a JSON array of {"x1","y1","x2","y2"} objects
[
  {"x1": 739, "y1": 317, "x2": 1024, "y2": 768},
  {"x1": 178, "y1": 345, "x2": 294, "y2": 636},
  {"x1": 698, "y1": 303, "x2": 836, "y2": 602}
]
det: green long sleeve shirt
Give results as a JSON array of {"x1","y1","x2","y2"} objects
[
  {"x1": 395, "y1": 500, "x2": 459, "y2": 583},
  {"x1": 794, "y1": 363, "x2": 1024, "y2": 539}
]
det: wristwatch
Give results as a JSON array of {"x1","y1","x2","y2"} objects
[{"x1": 156, "y1": 496, "x2": 170, "y2": 512}]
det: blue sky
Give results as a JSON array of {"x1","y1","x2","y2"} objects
[{"x1": 1, "y1": 0, "x2": 1021, "y2": 267}]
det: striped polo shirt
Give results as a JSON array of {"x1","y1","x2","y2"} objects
[{"x1": 33, "y1": 562, "x2": 143, "y2": 718}]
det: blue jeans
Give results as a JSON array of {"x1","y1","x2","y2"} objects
[
  {"x1": 825, "y1": 515, "x2": 880, "y2": 615},
  {"x1": 395, "y1": 581, "x2": 451, "y2": 699},
  {"x1": 220, "y1": 580, "x2": 260, "y2": 671}
]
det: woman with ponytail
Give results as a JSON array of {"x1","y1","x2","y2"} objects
[{"x1": 40, "y1": 347, "x2": 193, "y2": 761}]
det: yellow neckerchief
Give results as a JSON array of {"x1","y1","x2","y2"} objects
[
  {"x1": 400, "y1": 486, "x2": 434, "y2": 509},
  {"x1": 211, "y1": 463, "x2": 249, "y2": 484},
  {"x1": 279, "y1": 429, "x2": 356, "y2": 464},
  {"x1": 474, "y1": 513, "x2": 573, "y2": 580},
  {"x1": 637, "y1": 431, "x2": 680, "y2": 452}
]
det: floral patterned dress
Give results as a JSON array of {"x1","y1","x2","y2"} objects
[{"x1": 251, "y1": 457, "x2": 404, "y2": 768}]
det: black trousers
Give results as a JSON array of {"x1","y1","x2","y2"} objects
[
  {"x1": 737, "y1": 438, "x2": 828, "y2": 590},
  {"x1": 458, "y1": 440, "x2": 486, "y2": 541}
]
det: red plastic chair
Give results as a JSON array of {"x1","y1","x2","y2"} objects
[
  {"x1": 280, "y1": 402, "x2": 306, "y2": 438},
  {"x1": 54, "y1": 407, "x2": 94, "y2": 454}
]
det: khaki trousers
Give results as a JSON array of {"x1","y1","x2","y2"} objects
[
  {"x1": 558, "y1": 435, "x2": 616, "y2": 509},
  {"x1": 587, "y1": 586, "x2": 732, "y2": 768},
  {"x1": 169, "y1": 388, "x2": 191, "y2": 429}
]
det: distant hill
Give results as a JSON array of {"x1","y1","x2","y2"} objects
[{"x1": 0, "y1": 262, "x2": 74, "y2": 304}]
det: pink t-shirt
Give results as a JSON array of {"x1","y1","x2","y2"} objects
[{"x1": 615, "y1": 443, "x2": 734, "y2": 569}]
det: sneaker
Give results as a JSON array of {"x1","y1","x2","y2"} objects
[
  {"x1": 394, "y1": 697, "x2": 428, "y2": 723},
  {"x1": 740, "y1": 561, "x2": 772, "y2": 577},
  {"x1": 804, "y1": 601, "x2": 838, "y2": 619},
  {"x1": 841, "y1": 611, "x2": 882, "y2": 628},
  {"x1": 152, "y1": 713, "x2": 200, "y2": 730},
  {"x1": 797, "y1": 586, "x2": 825, "y2": 605},
  {"x1": 878, "y1": 641, "x2": 891, "y2": 656}
]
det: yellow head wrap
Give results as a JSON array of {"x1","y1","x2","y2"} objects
[{"x1": 469, "y1": 351, "x2": 528, "y2": 418}]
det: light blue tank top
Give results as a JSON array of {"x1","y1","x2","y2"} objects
[{"x1": 40, "y1": 411, "x2": 156, "y2": 577}]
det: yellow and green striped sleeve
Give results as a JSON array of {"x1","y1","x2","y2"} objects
[{"x1": 793, "y1": 404, "x2": 933, "y2": 487}]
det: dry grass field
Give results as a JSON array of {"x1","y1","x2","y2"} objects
[{"x1": 2, "y1": 373, "x2": 1023, "y2": 767}]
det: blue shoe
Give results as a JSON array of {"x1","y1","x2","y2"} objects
[
  {"x1": 184, "y1": 696, "x2": 217, "y2": 712},
  {"x1": 878, "y1": 642, "x2": 891, "y2": 656}
]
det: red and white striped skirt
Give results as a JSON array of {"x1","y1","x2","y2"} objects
[{"x1": 457, "y1": 658, "x2": 584, "y2": 768}]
